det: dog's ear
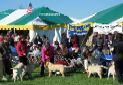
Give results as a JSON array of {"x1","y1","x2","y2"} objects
[
  {"x1": 109, "y1": 62, "x2": 114, "y2": 66},
  {"x1": 44, "y1": 62, "x2": 49, "y2": 68}
]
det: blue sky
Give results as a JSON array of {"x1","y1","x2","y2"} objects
[{"x1": 0, "y1": 0, "x2": 123, "y2": 19}]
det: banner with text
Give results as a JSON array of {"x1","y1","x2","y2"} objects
[
  {"x1": 93, "y1": 23, "x2": 122, "y2": 34},
  {"x1": 68, "y1": 23, "x2": 93, "y2": 35}
]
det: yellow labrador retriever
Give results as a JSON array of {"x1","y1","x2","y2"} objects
[
  {"x1": 11, "y1": 63, "x2": 24, "y2": 82},
  {"x1": 107, "y1": 62, "x2": 116, "y2": 80},
  {"x1": 86, "y1": 64, "x2": 108, "y2": 79},
  {"x1": 45, "y1": 62, "x2": 64, "y2": 77}
]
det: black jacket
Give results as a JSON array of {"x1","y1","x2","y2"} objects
[{"x1": 113, "y1": 41, "x2": 123, "y2": 61}]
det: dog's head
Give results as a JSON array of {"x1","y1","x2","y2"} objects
[
  {"x1": 85, "y1": 64, "x2": 94, "y2": 73},
  {"x1": 108, "y1": 61, "x2": 115, "y2": 67},
  {"x1": 17, "y1": 63, "x2": 24, "y2": 67},
  {"x1": 12, "y1": 63, "x2": 24, "y2": 69},
  {"x1": 45, "y1": 61, "x2": 50, "y2": 68},
  {"x1": 111, "y1": 61, "x2": 115, "y2": 65}
]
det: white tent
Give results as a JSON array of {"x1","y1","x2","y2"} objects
[{"x1": 29, "y1": 18, "x2": 68, "y2": 44}]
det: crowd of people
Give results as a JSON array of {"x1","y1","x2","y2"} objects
[
  {"x1": 84, "y1": 31, "x2": 123, "y2": 64},
  {"x1": 0, "y1": 31, "x2": 123, "y2": 84},
  {"x1": 0, "y1": 32, "x2": 81, "y2": 80},
  {"x1": 84, "y1": 31, "x2": 123, "y2": 83}
]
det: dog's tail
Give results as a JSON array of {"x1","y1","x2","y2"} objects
[{"x1": 100, "y1": 65, "x2": 108, "y2": 69}]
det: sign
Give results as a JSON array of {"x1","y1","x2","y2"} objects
[
  {"x1": 68, "y1": 23, "x2": 93, "y2": 35},
  {"x1": 93, "y1": 23, "x2": 122, "y2": 34},
  {"x1": 39, "y1": 13, "x2": 61, "y2": 16},
  {"x1": 0, "y1": 25, "x2": 32, "y2": 30}
]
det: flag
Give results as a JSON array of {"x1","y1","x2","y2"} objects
[{"x1": 27, "y1": 2, "x2": 32, "y2": 14}]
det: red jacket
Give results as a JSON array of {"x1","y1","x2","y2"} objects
[
  {"x1": 0, "y1": 35, "x2": 3, "y2": 43},
  {"x1": 72, "y1": 36, "x2": 78, "y2": 48},
  {"x1": 16, "y1": 41, "x2": 27, "y2": 57}
]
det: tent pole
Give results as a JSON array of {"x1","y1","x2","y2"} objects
[{"x1": 14, "y1": 28, "x2": 15, "y2": 34}]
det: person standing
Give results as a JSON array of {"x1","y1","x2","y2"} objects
[
  {"x1": 61, "y1": 33, "x2": 70, "y2": 49},
  {"x1": 112, "y1": 33, "x2": 123, "y2": 84},
  {"x1": 0, "y1": 38, "x2": 6, "y2": 81},
  {"x1": 40, "y1": 41, "x2": 55, "y2": 76},
  {"x1": 1, "y1": 37, "x2": 12, "y2": 80},
  {"x1": 16, "y1": 36, "x2": 28, "y2": 65},
  {"x1": 0, "y1": 33, "x2": 3, "y2": 43},
  {"x1": 92, "y1": 32, "x2": 98, "y2": 51},
  {"x1": 72, "y1": 34, "x2": 79, "y2": 48},
  {"x1": 96, "y1": 34, "x2": 104, "y2": 51}
]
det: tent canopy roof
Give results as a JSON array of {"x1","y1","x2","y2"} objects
[
  {"x1": 9, "y1": 7, "x2": 72, "y2": 25},
  {"x1": 0, "y1": 9, "x2": 15, "y2": 20},
  {"x1": 84, "y1": 3, "x2": 123, "y2": 24}
]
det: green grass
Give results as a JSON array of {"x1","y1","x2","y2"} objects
[{"x1": 0, "y1": 68, "x2": 122, "y2": 85}]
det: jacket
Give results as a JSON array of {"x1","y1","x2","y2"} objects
[
  {"x1": 16, "y1": 41, "x2": 27, "y2": 57},
  {"x1": 41, "y1": 46, "x2": 54, "y2": 62}
]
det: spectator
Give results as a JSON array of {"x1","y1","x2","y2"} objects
[
  {"x1": 96, "y1": 34, "x2": 104, "y2": 51},
  {"x1": 112, "y1": 33, "x2": 123, "y2": 84},
  {"x1": 0, "y1": 33, "x2": 3, "y2": 43},
  {"x1": 92, "y1": 32, "x2": 98, "y2": 50},
  {"x1": 61, "y1": 33, "x2": 70, "y2": 48},
  {"x1": 1, "y1": 37, "x2": 12, "y2": 80},
  {"x1": 54, "y1": 40, "x2": 61, "y2": 55},
  {"x1": 14, "y1": 33, "x2": 20, "y2": 42},
  {"x1": 33, "y1": 46, "x2": 41, "y2": 63},
  {"x1": 61, "y1": 43, "x2": 69, "y2": 59},
  {"x1": 34, "y1": 35, "x2": 43, "y2": 47},
  {"x1": 8, "y1": 35, "x2": 14, "y2": 47},
  {"x1": 72, "y1": 34, "x2": 79, "y2": 48},
  {"x1": 42, "y1": 35, "x2": 49, "y2": 45},
  {"x1": 0, "y1": 38, "x2": 6, "y2": 81}
]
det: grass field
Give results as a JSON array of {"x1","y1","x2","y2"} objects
[{"x1": 0, "y1": 68, "x2": 122, "y2": 85}]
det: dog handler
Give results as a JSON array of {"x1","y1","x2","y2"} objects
[
  {"x1": 16, "y1": 36, "x2": 28, "y2": 65},
  {"x1": 40, "y1": 41, "x2": 55, "y2": 76},
  {"x1": 112, "y1": 33, "x2": 123, "y2": 83},
  {"x1": 0, "y1": 41, "x2": 6, "y2": 81},
  {"x1": 0, "y1": 37, "x2": 12, "y2": 81}
]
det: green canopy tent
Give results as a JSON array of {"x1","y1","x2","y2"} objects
[
  {"x1": 0, "y1": 7, "x2": 73, "y2": 43},
  {"x1": 83, "y1": 3, "x2": 123, "y2": 46},
  {"x1": 9, "y1": 7, "x2": 72, "y2": 25},
  {"x1": 0, "y1": 9, "x2": 15, "y2": 20},
  {"x1": 84, "y1": 3, "x2": 123, "y2": 24}
]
